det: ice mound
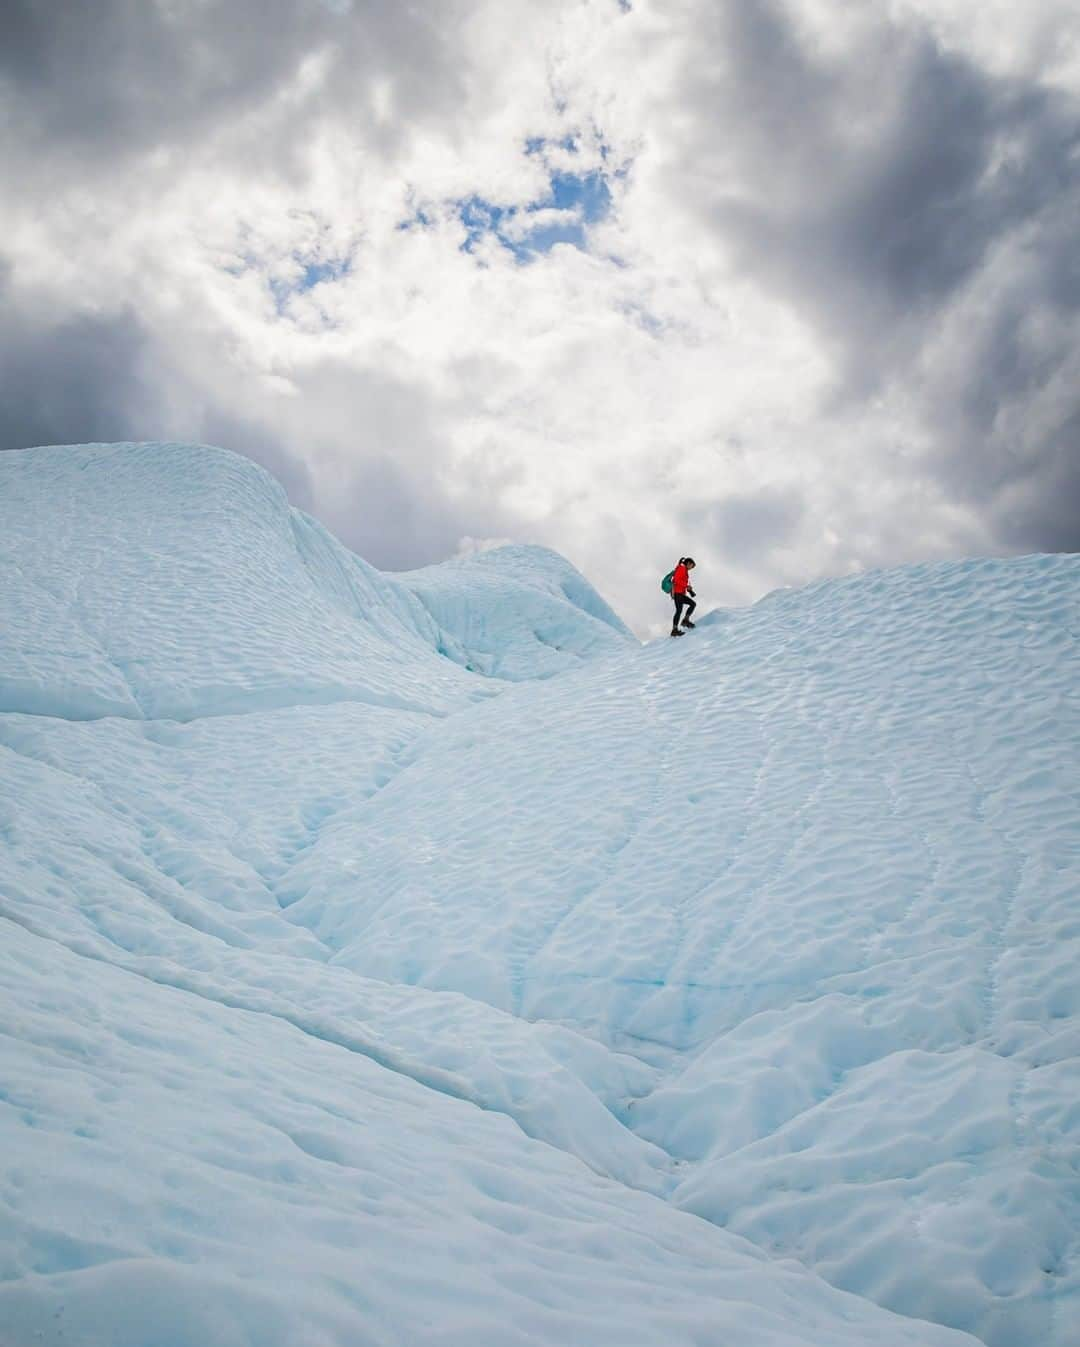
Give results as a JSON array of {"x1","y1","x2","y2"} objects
[
  {"x1": 0, "y1": 442, "x2": 628, "y2": 722},
  {"x1": 2, "y1": 441, "x2": 1076, "y2": 1347},
  {"x1": 398, "y1": 543, "x2": 634, "y2": 680}
]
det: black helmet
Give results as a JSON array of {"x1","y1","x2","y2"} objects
[{"x1": 683, "y1": 556, "x2": 696, "y2": 567}]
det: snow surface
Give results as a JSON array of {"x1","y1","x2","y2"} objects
[{"x1": 1, "y1": 441, "x2": 1077, "y2": 1347}]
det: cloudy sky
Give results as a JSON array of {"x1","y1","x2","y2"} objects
[{"x1": 3, "y1": 0, "x2": 1078, "y2": 632}]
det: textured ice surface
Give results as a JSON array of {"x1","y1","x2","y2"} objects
[
  {"x1": 398, "y1": 544, "x2": 634, "y2": 681},
  {"x1": 2, "y1": 442, "x2": 1077, "y2": 1347}
]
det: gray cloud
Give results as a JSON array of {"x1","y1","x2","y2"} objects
[
  {"x1": 262, "y1": 359, "x2": 533, "y2": 571},
  {"x1": 681, "y1": 2, "x2": 1075, "y2": 356},
  {"x1": 0, "y1": 255, "x2": 313, "y2": 513},
  {"x1": 0, "y1": 290, "x2": 154, "y2": 450},
  {"x1": 682, "y1": 486, "x2": 805, "y2": 563},
  {"x1": 0, "y1": 0, "x2": 471, "y2": 183},
  {"x1": 672, "y1": 0, "x2": 1080, "y2": 555},
  {"x1": 994, "y1": 418, "x2": 1080, "y2": 554},
  {"x1": 922, "y1": 190, "x2": 1080, "y2": 549}
]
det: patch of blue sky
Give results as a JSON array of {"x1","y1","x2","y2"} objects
[
  {"x1": 298, "y1": 257, "x2": 351, "y2": 290},
  {"x1": 458, "y1": 196, "x2": 513, "y2": 252},
  {"x1": 549, "y1": 170, "x2": 610, "y2": 223},
  {"x1": 456, "y1": 168, "x2": 612, "y2": 262},
  {"x1": 267, "y1": 252, "x2": 352, "y2": 314}
]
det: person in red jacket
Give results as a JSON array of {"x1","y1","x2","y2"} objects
[{"x1": 670, "y1": 557, "x2": 697, "y2": 637}]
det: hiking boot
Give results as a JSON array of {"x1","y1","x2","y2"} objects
[{"x1": 681, "y1": 619, "x2": 695, "y2": 629}]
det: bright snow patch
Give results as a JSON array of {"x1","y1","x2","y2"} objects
[{"x1": 1, "y1": 441, "x2": 1077, "y2": 1347}]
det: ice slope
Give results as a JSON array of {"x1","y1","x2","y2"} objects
[
  {"x1": 280, "y1": 553, "x2": 1080, "y2": 1347},
  {"x1": 1, "y1": 441, "x2": 1075, "y2": 1347}
]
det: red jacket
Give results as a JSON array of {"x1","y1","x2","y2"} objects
[{"x1": 672, "y1": 563, "x2": 690, "y2": 595}]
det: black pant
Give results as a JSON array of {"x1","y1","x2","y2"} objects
[{"x1": 672, "y1": 593, "x2": 696, "y2": 629}]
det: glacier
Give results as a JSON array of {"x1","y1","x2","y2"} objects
[{"x1": 0, "y1": 441, "x2": 1077, "y2": 1347}]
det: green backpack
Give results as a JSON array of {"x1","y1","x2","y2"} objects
[{"x1": 661, "y1": 569, "x2": 676, "y2": 594}]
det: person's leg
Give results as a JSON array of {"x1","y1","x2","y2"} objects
[
  {"x1": 681, "y1": 596, "x2": 697, "y2": 627},
  {"x1": 671, "y1": 595, "x2": 685, "y2": 634}
]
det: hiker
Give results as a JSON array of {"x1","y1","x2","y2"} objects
[{"x1": 670, "y1": 557, "x2": 696, "y2": 636}]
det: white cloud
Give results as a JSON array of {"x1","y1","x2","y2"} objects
[
  {"x1": 498, "y1": 207, "x2": 582, "y2": 242},
  {"x1": 455, "y1": 535, "x2": 515, "y2": 558}
]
